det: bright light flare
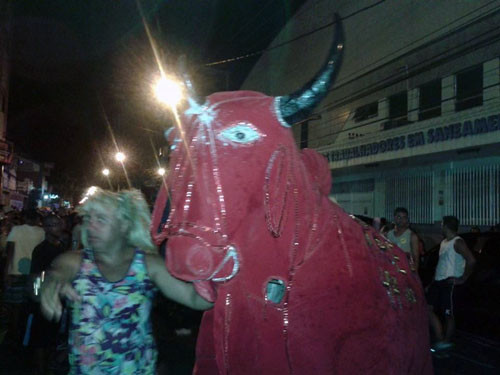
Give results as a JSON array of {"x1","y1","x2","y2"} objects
[
  {"x1": 157, "y1": 167, "x2": 166, "y2": 176},
  {"x1": 115, "y1": 152, "x2": 126, "y2": 163},
  {"x1": 87, "y1": 186, "x2": 98, "y2": 196},
  {"x1": 154, "y1": 77, "x2": 183, "y2": 108},
  {"x1": 102, "y1": 168, "x2": 110, "y2": 176}
]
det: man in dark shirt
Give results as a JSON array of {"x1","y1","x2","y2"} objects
[
  {"x1": 29, "y1": 214, "x2": 66, "y2": 374},
  {"x1": 31, "y1": 215, "x2": 66, "y2": 274}
]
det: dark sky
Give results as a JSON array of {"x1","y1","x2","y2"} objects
[{"x1": 7, "y1": 0, "x2": 306, "y2": 199}]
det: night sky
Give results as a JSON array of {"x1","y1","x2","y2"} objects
[{"x1": 7, "y1": 0, "x2": 306, "y2": 201}]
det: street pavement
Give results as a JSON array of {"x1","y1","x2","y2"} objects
[
  {"x1": 1, "y1": 314, "x2": 499, "y2": 374},
  {"x1": 432, "y1": 330, "x2": 500, "y2": 375}
]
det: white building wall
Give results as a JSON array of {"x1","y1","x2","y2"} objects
[
  {"x1": 0, "y1": 0, "x2": 11, "y2": 140},
  {"x1": 241, "y1": 0, "x2": 500, "y2": 228},
  {"x1": 242, "y1": 0, "x2": 500, "y2": 152}
]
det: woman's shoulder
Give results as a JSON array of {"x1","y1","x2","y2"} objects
[{"x1": 52, "y1": 250, "x2": 84, "y2": 272}]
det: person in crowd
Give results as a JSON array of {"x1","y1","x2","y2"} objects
[
  {"x1": 2, "y1": 209, "x2": 45, "y2": 345},
  {"x1": 470, "y1": 225, "x2": 481, "y2": 233},
  {"x1": 488, "y1": 223, "x2": 500, "y2": 232},
  {"x1": 71, "y1": 215, "x2": 83, "y2": 251},
  {"x1": 372, "y1": 217, "x2": 387, "y2": 233},
  {"x1": 28, "y1": 214, "x2": 67, "y2": 374},
  {"x1": 40, "y1": 188, "x2": 212, "y2": 374},
  {"x1": 386, "y1": 207, "x2": 420, "y2": 271},
  {"x1": 426, "y1": 216, "x2": 476, "y2": 351},
  {"x1": 380, "y1": 218, "x2": 393, "y2": 236},
  {"x1": 58, "y1": 215, "x2": 72, "y2": 250},
  {"x1": 0, "y1": 219, "x2": 10, "y2": 267}
]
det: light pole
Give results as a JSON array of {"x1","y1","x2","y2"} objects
[
  {"x1": 114, "y1": 152, "x2": 129, "y2": 190},
  {"x1": 102, "y1": 168, "x2": 114, "y2": 190}
]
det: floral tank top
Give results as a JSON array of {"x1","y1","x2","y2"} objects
[{"x1": 69, "y1": 248, "x2": 157, "y2": 374}]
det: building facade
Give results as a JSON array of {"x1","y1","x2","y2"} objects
[
  {"x1": 0, "y1": 0, "x2": 14, "y2": 209},
  {"x1": 242, "y1": 0, "x2": 500, "y2": 229}
]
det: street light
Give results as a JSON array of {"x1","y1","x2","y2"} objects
[
  {"x1": 102, "y1": 168, "x2": 110, "y2": 176},
  {"x1": 115, "y1": 152, "x2": 126, "y2": 163},
  {"x1": 157, "y1": 167, "x2": 166, "y2": 176},
  {"x1": 154, "y1": 76, "x2": 183, "y2": 108}
]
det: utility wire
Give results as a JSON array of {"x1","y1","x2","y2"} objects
[
  {"x1": 204, "y1": 0, "x2": 387, "y2": 66},
  {"x1": 302, "y1": 31, "x2": 500, "y2": 144},
  {"x1": 304, "y1": 81, "x2": 500, "y2": 148},
  {"x1": 204, "y1": 0, "x2": 498, "y2": 68},
  {"x1": 276, "y1": 3, "x2": 499, "y2": 100},
  {"x1": 289, "y1": 25, "x2": 500, "y2": 137},
  {"x1": 210, "y1": 0, "x2": 276, "y2": 60},
  {"x1": 317, "y1": 27, "x2": 500, "y2": 117},
  {"x1": 315, "y1": 63, "x2": 500, "y2": 130},
  {"x1": 326, "y1": 0, "x2": 500, "y2": 87},
  {"x1": 320, "y1": 6, "x2": 500, "y2": 104},
  {"x1": 308, "y1": 73, "x2": 500, "y2": 145},
  {"x1": 285, "y1": 43, "x2": 500, "y2": 147}
]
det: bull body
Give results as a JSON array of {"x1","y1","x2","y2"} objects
[
  {"x1": 152, "y1": 14, "x2": 432, "y2": 373},
  {"x1": 152, "y1": 91, "x2": 432, "y2": 374}
]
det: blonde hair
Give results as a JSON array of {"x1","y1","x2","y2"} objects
[{"x1": 77, "y1": 188, "x2": 155, "y2": 252}]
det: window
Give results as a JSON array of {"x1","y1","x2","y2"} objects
[
  {"x1": 388, "y1": 91, "x2": 408, "y2": 126},
  {"x1": 419, "y1": 79, "x2": 441, "y2": 120},
  {"x1": 455, "y1": 64, "x2": 483, "y2": 111},
  {"x1": 353, "y1": 102, "x2": 378, "y2": 122}
]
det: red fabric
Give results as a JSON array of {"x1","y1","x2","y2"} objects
[{"x1": 153, "y1": 91, "x2": 433, "y2": 374}]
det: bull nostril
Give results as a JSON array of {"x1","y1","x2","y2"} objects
[{"x1": 186, "y1": 243, "x2": 214, "y2": 277}]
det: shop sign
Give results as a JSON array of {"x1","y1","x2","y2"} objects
[{"x1": 323, "y1": 114, "x2": 499, "y2": 162}]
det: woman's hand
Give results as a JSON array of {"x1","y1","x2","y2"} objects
[{"x1": 40, "y1": 276, "x2": 81, "y2": 321}]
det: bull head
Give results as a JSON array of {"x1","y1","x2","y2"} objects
[{"x1": 152, "y1": 14, "x2": 344, "y2": 302}]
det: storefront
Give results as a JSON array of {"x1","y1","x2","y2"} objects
[{"x1": 241, "y1": 0, "x2": 500, "y2": 229}]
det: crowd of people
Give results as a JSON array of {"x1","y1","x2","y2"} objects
[
  {"x1": 0, "y1": 195, "x2": 497, "y2": 373},
  {"x1": 0, "y1": 207, "x2": 82, "y2": 374},
  {"x1": 0, "y1": 190, "x2": 213, "y2": 375},
  {"x1": 371, "y1": 208, "x2": 499, "y2": 353}
]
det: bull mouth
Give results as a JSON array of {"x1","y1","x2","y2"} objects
[
  {"x1": 166, "y1": 222, "x2": 228, "y2": 250},
  {"x1": 166, "y1": 223, "x2": 239, "y2": 282}
]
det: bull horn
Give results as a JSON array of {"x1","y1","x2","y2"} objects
[
  {"x1": 177, "y1": 55, "x2": 204, "y2": 105},
  {"x1": 276, "y1": 13, "x2": 344, "y2": 127}
]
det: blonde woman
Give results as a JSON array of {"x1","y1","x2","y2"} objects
[{"x1": 40, "y1": 188, "x2": 212, "y2": 375}]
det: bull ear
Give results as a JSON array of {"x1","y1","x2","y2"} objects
[{"x1": 264, "y1": 147, "x2": 292, "y2": 237}]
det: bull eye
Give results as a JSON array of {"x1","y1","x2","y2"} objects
[{"x1": 219, "y1": 123, "x2": 261, "y2": 144}]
